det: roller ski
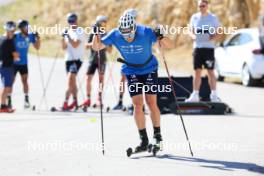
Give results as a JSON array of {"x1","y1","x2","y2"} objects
[
  {"x1": 50, "y1": 101, "x2": 79, "y2": 112},
  {"x1": 126, "y1": 136, "x2": 151, "y2": 157},
  {"x1": 78, "y1": 99, "x2": 91, "y2": 112},
  {"x1": 112, "y1": 101, "x2": 127, "y2": 112},
  {"x1": 127, "y1": 105, "x2": 147, "y2": 116},
  {"x1": 0, "y1": 106, "x2": 15, "y2": 113},
  {"x1": 92, "y1": 100, "x2": 110, "y2": 113},
  {"x1": 126, "y1": 132, "x2": 163, "y2": 157},
  {"x1": 126, "y1": 143, "x2": 153, "y2": 157},
  {"x1": 150, "y1": 133, "x2": 163, "y2": 156}
]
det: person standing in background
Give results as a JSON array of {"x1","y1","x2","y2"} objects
[
  {"x1": 186, "y1": 0, "x2": 222, "y2": 102},
  {"x1": 81, "y1": 15, "x2": 111, "y2": 108},
  {"x1": 61, "y1": 13, "x2": 86, "y2": 110},
  {"x1": 12, "y1": 20, "x2": 41, "y2": 108},
  {"x1": 0, "y1": 21, "x2": 19, "y2": 113}
]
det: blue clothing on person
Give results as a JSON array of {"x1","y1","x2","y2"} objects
[
  {"x1": 14, "y1": 32, "x2": 36, "y2": 65},
  {"x1": 101, "y1": 25, "x2": 158, "y2": 75},
  {"x1": 0, "y1": 67, "x2": 14, "y2": 88}
]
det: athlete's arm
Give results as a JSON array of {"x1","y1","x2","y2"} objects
[
  {"x1": 68, "y1": 36, "x2": 81, "y2": 48},
  {"x1": 210, "y1": 27, "x2": 223, "y2": 41},
  {"x1": 86, "y1": 42, "x2": 92, "y2": 49},
  {"x1": 159, "y1": 37, "x2": 174, "y2": 49},
  {"x1": 33, "y1": 33, "x2": 41, "y2": 50},
  {"x1": 106, "y1": 45, "x2": 112, "y2": 53},
  {"x1": 153, "y1": 26, "x2": 174, "y2": 49},
  {"x1": 92, "y1": 35, "x2": 106, "y2": 51},
  {"x1": 86, "y1": 34, "x2": 93, "y2": 49},
  {"x1": 189, "y1": 27, "x2": 196, "y2": 41},
  {"x1": 12, "y1": 52, "x2": 19, "y2": 61},
  {"x1": 62, "y1": 38, "x2": 67, "y2": 50},
  {"x1": 188, "y1": 15, "x2": 196, "y2": 41},
  {"x1": 210, "y1": 16, "x2": 223, "y2": 41}
]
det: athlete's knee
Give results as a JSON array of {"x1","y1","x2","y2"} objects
[
  {"x1": 146, "y1": 97, "x2": 158, "y2": 110},
  {"x1": 194, "y1": 69, "x2": 202, "y2": 76},
  {"x1": 68, "y1": 73, "x2": 76, "y2": 82},
  {"x1": 87, "y1": 74, "x2": 93, "y2": 81},
  {"x1": 21, "y1": 76, "x2": 28, "y2": 84},
  {"x1": 133, "y1": 101, "x2": 144, "y2": 112},
  {"x1": 99, "y1": 74, "x2": 104, "y2": 81},
  {"x1": 207, "y1": 70, "x2": 215, "y2": 77}
]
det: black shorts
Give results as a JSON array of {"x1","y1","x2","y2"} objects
[
  {"x1": 66, "y1": 60, "x2": 82, "y2": 74},
  {"x1": 126, "y1": 70, "x2": 158, "y2": 97},
  {"x1": 87, "y1": 62, "x2": 106, "y2": 75},
  {"x1": 14, "y1": 65, "x2": 28, "y2": 75},
  {"x1": 193, "y1": 48, "x2": 215, "y2": 70}
]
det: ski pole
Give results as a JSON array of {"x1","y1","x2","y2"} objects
[
  {"x1": 96, "y1": 34, "x2": 105, "y2": 155},
  {"x1": 39, "y1": 48, "x2": 60, "y2": 109},
  {"x1": 36, "y1": 50, "x2": 48, "y2": 110},
  {"x1": 158, "y1": 41, "x2": 194, "y2": 157}
]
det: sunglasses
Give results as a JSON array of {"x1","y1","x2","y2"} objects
[
  {"x1": 68, "y1": 19, "x2": 77, "y2": 24},
  {"x1": 199, "y1": 5, "x2": 206, "y2": 8}
]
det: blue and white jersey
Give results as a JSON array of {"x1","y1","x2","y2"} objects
[
  {"x1": 14, "y1": 31, "x2": 36, "y2": 65},
  {"x1": 102, "y1": 25, "x2": 158, "y2": 75}
]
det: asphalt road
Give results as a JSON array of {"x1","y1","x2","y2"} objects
[{"x1": 0, "y1": 56, "x2": 263, "y2": 176}]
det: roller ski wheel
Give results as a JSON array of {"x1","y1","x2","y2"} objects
[
  {"x1": 106, "y1": 106, "x2": 110, "y2": 113},
  {"x1": 50, "y1": 106, "x2": 68, "y2": 112},
  {"x1": 151, "y1": 144, "x2": 161, "y2": 156},
  {"x1": 50, "y1": 106, "x2": 70, "y2": 112},
  {"x1": 82, "y1": 106, "x2": 88, "y2": 112},
  {"x1": 122, "y1": 107, "x2": 127, "y2": 111},
  {"x1": 113, "y1": 102, "x2": 124, "y2": 111}
]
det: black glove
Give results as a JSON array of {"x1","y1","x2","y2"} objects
[
  {"x1": 33, "y1": 32, "x2": 40, "y2": 39},
  {"x1": 92, "y1": 24, "x2": 100, "y2": 35},
  {"x1": 154, "y1": 25, "x2": 164, "y2": 40},
  {"x1": 62, "y1": 29, "x2": 69, "y2": 38}
]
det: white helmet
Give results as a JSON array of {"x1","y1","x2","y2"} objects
[
  {"x1": 96, "y1": 15, "x2": 107, "y2": 25},
  {"x1": 119, "y1": 13, "x2": 137, "y2": 36},
  {"x1": 118, "y1": 13, "x2": 137, "y2": 40},
  {"x1": 124, "y1": 9, "x2": 138, "y2": 18}
]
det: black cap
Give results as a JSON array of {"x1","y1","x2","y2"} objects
[
  {"x1": 67, "y1": 13, "x2": 78, "y2": 24},
  {"x1": 4, "y1": 21, "x2": 16, "y2": 31},
  {"x1": 17, "y1": 19, "x2": 29, "y2": 29}
]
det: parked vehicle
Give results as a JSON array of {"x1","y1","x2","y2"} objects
[{"x1": 215, "y1": 28, "x2": 264, "y2": 86}]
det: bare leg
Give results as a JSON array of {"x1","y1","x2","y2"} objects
[
  {"x1": 207, "y1": 69, "x2": 217, "y2": 91},
  {"x1": 131, "y1": 94, "x2": 145, "y2": 130},
  {"x1": 86, "y1": 74, "x2": 94, "y2": 98},
  {"x1": 21, "y1": 74, "x2": 29, "y2": 94},
  {"x1": 119, "y1": 74, "x2": 126, "y2": 97},
  {"x1": 145, "y1": 94, "x2": 160, "y2": 128},
  {"x1": 193, "y1": 69, "x2": 202, "y2": 91},
  {"x1": 0, "y1": 87, "x2": 11, "y2": 105},
  {"x1": 98, "y1": 73, "x2": 105, "y2": 97}
]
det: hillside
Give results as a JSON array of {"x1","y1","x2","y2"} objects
[{"x1": 0, "y1": 0, "x2": 263, "y2": 73}]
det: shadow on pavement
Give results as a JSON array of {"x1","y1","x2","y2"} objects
[{"x1": 132, "y1": 154, "x2": 264, "y2": 174}]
